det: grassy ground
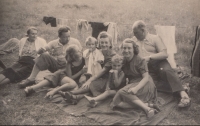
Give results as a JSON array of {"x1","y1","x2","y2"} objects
[{"x1": 0, "y1": 0, "x2": 200, "y2": 125}]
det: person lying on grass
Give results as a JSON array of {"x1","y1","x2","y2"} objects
[
  {"x1": 24, "y1": 44, "x2": 86, "y2": 98},
  {"x1": 0, "y1": 27, "x2": 47, "y2": 86},
  {"x1": 84, "y1": 54, "x2": 126, "y2": 107}
]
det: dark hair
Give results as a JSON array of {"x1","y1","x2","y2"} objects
[
  {"x1": 58, "y1": 26, "x2": 71, "y2": 37},
  {"x1": 121, "y1": 38, "x2": 139, "y2": 55},
  {"x1": 26, "y1": 27, "x2": 38, "y2": 35},
  {"x1": 65, "y1": 44, "x2": 81, "y2": 62},
  {"x1": 97, "y1": 31, "x2": 112, "y2": 49}
]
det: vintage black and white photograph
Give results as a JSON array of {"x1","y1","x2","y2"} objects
[{"x1": 0, "y1": 0, "x2": 200, "y2": 125}]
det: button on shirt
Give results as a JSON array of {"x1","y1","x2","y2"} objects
[{"x1": 46, "y1": 38, "x2": 82, "y2": 65}]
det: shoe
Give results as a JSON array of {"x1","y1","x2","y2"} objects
[
  {"x1": 178, "y1": 97, "x2": 191, "y2": 108},
  {"x1": 146, "y1": 108, "x2": 157, "y2": 118},
  {"x1": 18, "y1": 79, "x2": 35, "y2": 89},
  {"x1": 87, "y1": 100, "x2": 98, "y2": 108},
  {"x1": 148, "y1": 103, "x2": 161, "y2": 112},
  {"x1": 24, "y1": 87, "x2": 35, "y2": 97}
]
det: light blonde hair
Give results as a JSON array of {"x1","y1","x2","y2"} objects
[
  {"x1": 85, "y1": 36, "x2": 98, "y2": 47},
  {"x1": 132, "y1": 20, "x2": 146, "y2": 31},
  {"x1": 111, "y1": 54, "x2": 124, "y2": 64}
]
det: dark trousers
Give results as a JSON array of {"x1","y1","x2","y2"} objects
[{"x1": 148, "y1": 59, "x2": 184, "y2": 93}]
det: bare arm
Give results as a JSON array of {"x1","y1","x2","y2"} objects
[
  {"x1": 145, "y1": 36, "x2": 168, "y2": 61},
  {"x1": 113, "y1": 70, "x2": 125, "y2": 88},
  {"x1": 81, "y1": 67, "x2": 110, "y2": 88},
  {"x1": 128, "y1": 72, "x2": 149, "y2": 94}
]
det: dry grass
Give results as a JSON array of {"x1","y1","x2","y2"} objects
[{"x1": 0, "y1": 0, "x2": 200, "y2": 125}]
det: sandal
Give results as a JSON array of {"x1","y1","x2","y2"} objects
[
  {"x1": 87, "y1": 100, "x2": 98, "y2": 108},
  {"x1": 148, "y1": 103, "x2": 161, "y2": 112},
  {"x1": 24, "y1": 87, "x2": 35, "y2": 97},
  {"x1": 178, "y1": 97, "x2": 191, "y2": 108}
]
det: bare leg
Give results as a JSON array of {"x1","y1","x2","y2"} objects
[
  {"x1": 27, "y1": 65, "x2": 40, "y2": 81},
  {"x1": 70, "y1": 87, "x2": 90, "y2": 95},
  {"x1": 0, "y1": 74, "x2": 10, "y2": 85},
  {"x1": 179, "y1": 91, "x2": 189, "y2": 98},
  {"x1": 85, "y1": 90, "x2": 116, "y2": 102},
  {"x1": 0, "y1": 78, "x2": 10, "y2": 85},
  {"x1": 30, "y1": 79, "x2": 51, "y2": 91}
]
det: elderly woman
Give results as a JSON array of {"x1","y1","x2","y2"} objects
[
  {"x1": 24, "y1": 44, "x2": 86, "y2": 97},
  {"x1": 0, "y1": 27, "x2": 47, "y2": 86},
  {"x1": 131, "y1": 20, "x2": 190, "y2": 108},
  {"x1": 59, "y1": 32, "x2": 116, "y2": 103},
  {"x1": 110, "y1": 38, "x2": 157, "y2": 118}
]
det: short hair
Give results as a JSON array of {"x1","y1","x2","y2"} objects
[
  {"x1": 85, "y1": 36, "x2": 98, "y2": 47},
  {"x1": 26, "y1": 27, "x2": 38, "y2": 35},
  {"x1": 58, "y1": 26, "x2": 71, "y2": 37},
  {"x1": 111, "y1": 54, "x2": 124, "y2": 64},
  {"x1": 65, "y1": 44, "x2": 81, "y2": 62},
  {"x1": 132, "y1": 20, "x2": 146, "y2": 32},
  {"x1": 121, "y1": 38, "x2": 139, "y2": 55},
  {"x1": 97, "y1": 31, "x2": 113, "y2": 48}
]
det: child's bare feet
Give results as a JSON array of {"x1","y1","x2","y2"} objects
[{"x1": 84, "y1": 95, "x2": 93, "y2": 102}]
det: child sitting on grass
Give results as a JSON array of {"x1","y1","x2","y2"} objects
[
  {"x1": 84, "y1": 54, "x2": 126, "y2": 107},
  {"x1": 79, "y1": 36, "x2": 104, "y2": 85}
]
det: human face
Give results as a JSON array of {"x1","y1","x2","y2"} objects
[
  {"x1": 28, "y1": 29, "x2": 37, "y2": 42},
  {"x1": 133, "y1": 28, "x2": 146, "y2": 41},
  {"x1": 72, "y1": 50, "x2": 83, "y2": 62},
  {"x1": 112, "y1": 62, "x2": 123, "y2": 71},
  {"x1": 122, "y1": 42, "x2": 134, "y2": 59},
  {"x1": 59, "y1": 31, "x2": 70, "y2": 45},
  {"x1": 86, "y1": 41, "x2": 96, "y2": 52},
  {"x1": 99, "y1": 37, "x2": 111, "y2": 51}
]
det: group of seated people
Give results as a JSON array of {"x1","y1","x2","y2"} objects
[{"x1": 0, "y1": 20, "x2": 191, "y2": 118}]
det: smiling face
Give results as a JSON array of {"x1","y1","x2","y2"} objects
[
  {"x1": 99, "y1": 37, "x2": 111, "y2": 51},
  {"x1": 121, "y1": 42, "x2": 134, "y2": 59},
  {"x1": 28, "y1": 29, "x2": 37, "y2": 42}
]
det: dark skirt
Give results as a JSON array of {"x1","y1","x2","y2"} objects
[
  {"x1": 148, "y1": 59, "x2": 184, "y2": 93},
  {"x1": 1, "y1": 56, "x2": 34, "y2": 83}
]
